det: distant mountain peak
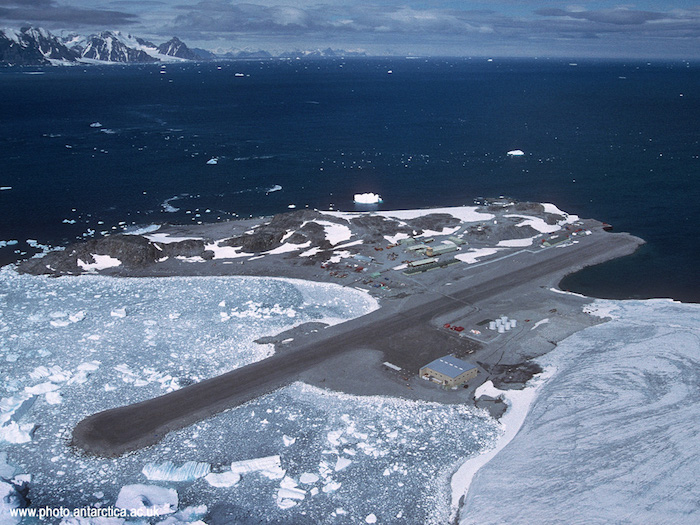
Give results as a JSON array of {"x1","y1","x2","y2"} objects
[
  {"x1": 157, "y1": 36, "x2": 198, "y2": 60},
  {"x1": 0, "y1": 26, "x2": 77, "y2": 65}
]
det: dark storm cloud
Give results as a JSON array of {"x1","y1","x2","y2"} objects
[
  {"x1": 0, "y1": 0, "x2": 53, "y2": 5},
  {"x1": 535, "y1": 8, "x2": 666, "y2": 26},
  {"x1": 0, "y1": 1, "x2": 137, "y2": 27}
]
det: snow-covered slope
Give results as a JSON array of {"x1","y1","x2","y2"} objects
[
  {"x1": 459, "y1": 298, "x2": 700, "y2": 524},
  {"x1": 0, "y1": 27, "x2": 78, "y2": 65},
  {"x1": 79, "y1": 31, "x2": 159, "y2": 63}
]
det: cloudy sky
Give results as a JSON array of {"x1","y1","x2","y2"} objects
[{"x1": 1, "y1": 1, "x2": 698, "y2": 58}]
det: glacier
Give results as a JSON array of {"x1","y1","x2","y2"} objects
[{"x1": 459, "y1": 299, "x2": 700, "y2": 525}]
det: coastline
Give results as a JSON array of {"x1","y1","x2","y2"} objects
[{"x1": 2, "y1": 199, "x2": 648, "y2": 522}]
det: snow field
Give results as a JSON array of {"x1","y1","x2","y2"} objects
[{"x1": 460, "y1": 299, "x2": 700, "y2": 524}]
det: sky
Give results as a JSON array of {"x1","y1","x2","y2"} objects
[{"x1": 0, "y1": 1, "x2": 699, "y2": 58}]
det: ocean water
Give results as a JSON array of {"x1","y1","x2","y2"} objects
[{"x1": 0, "y1": 58, "x2": 697, "y2": 301}]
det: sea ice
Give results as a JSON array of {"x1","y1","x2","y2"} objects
[
  {"x1": 507, "y1": 149, "x2": 525, "y2": 156},
  {"x1": 335, "y1": 457, "x2": 352, "y2": 471},
  {"x1": 142, "y1": 461, "x2": 211, "y2": 482},
  {"x1": 110, "y1": 307, "x2": 127, "y2": 318},
  {"x1": 230, "y1": 455, "x2": 284, "y2": 477},
  {"x1": 115, "y1": 484, "x2": 178, "y2": 516},
  {"x1": 205, "y1": 470, "x2": 241, "y2": 488},
  {"x1": 299, "y1": 473, "x2": 319, "y2": 484},
  {"x1": 206, "y1": 157, "x2": 218, "y2": 165}
]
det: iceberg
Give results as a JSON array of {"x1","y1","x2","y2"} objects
[
  {"x1": 353, "y1": 193, "x2": 383, "y2": 204},
  {"x1": 206, "y1": 157, "x2": 218, "y2": 165},
  {"x1": 115, "y1": 484, "x2": 178, "y2": 516},
  {"x1": 142, "y1": 461, "x2": 211, "y2": 482},
  {"x1": 506, "y1": 149, "x2": 525, "y2": 156}
]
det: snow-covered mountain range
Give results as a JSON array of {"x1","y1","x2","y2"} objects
[
  {"x1": 0, "y1": 26, "x2": 367, "y2": 66},
  {"x1": 0, "y1": 27, "x2": 203, "y2": 66}
]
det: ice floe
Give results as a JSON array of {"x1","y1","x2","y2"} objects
[
  {"x1": 230, "y1": 455, "x2": 285, "y2": 479},
  {"x1": 115, "y1": 484, "x2": 178, "y2": 516},
  {"x1": 205, "y1": 470, "x2": 241, "y2": 488},
  {"x1": 142, "y1": 461, "x2": 211, "y2": 482},
  {"x1": 506, "y1": 149, "x2": 524, "y2": 156}
]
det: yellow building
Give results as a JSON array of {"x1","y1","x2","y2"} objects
[{"x1": 420, "y1": 355, "x2": 478, "y2": 388}]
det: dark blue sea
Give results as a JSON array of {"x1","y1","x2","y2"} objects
[{"x1": 1, "y1": 58, "x2": 698, "y2": 301}]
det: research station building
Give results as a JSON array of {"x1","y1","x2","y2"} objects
[{"x1": 420, "y1": 355, "x2": 478, "y2": 388}]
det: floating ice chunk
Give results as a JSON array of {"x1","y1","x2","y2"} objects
[
  {"x1": 205, "y1": 471, "x2": 241, "y2": 488},
  {"x1": 90, "y1": 122, "x2": 102, "y2": 128},
  {"x1": 25, "y1": 382, "x2": 59, "y2": 395},
  {"x1": 299, "y1": 473, "x2": 319, "y2": 484},
  {"x1": 267, "y1": 184, "x2": 282, "y2": 193},
  {"x1": 206, "y1": 157, "x2": 218, "y2": 165},
  {"x1": 0, "y1": 421, "x2": 35, "y2": 444},
  {"x1": 115, "y1": 484, "x2": 177, "y2": 516},
  {"x1": 142, "y1": 461, "x2": 211, "y2": 482},
  {"x1": 50, "y1": 319, "x2": 71, "y2": 327},
  {"x1": 111, "y1": 307, "x2": 127, "y2": 318},
  {"x1": 354, "y1": 192, "x2": 383, "y2": 204},
  {"x1": 365, "y1": 514, "x2": 378, "y2": 524},
  {"x1": 322, "y1": 480, "x2": 341, "y2": 493},
  {"x1": 157, "y1": 505, "x2": 208, "y2": 525},
  {"x1": 276, "y1": 498, "x2": 297, "y2": 510},
  {"x1": 327, "y1": 429, "x2": 343, "y2": 447},
  {"x1": 29, "y1": 366, "x2": 50, "y2": 380},
  {"x1": 77, "y1": 361, "x2": 101, "y2": 372},
  {"x1": 230, "y1": 455, "x2": 284, "y2": 479},
  {"x1": 335, "y1": 457, "x2": 352, "y2": 472},
  {"x1": 507, "y1": 149, "x2": 525, "y2": 156},
  {"x1": 69, "y1": 311, "x2": 85, "y2": 323},
  {"x1": 282, "y1": 435, "x2": 296, "y2": 447},
  {"x1": 45, "y1": 392, "x2": 62, "y2": 405},
  {"x1": 77, "y1": 254, "x2": 122, "y2": 272}
]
